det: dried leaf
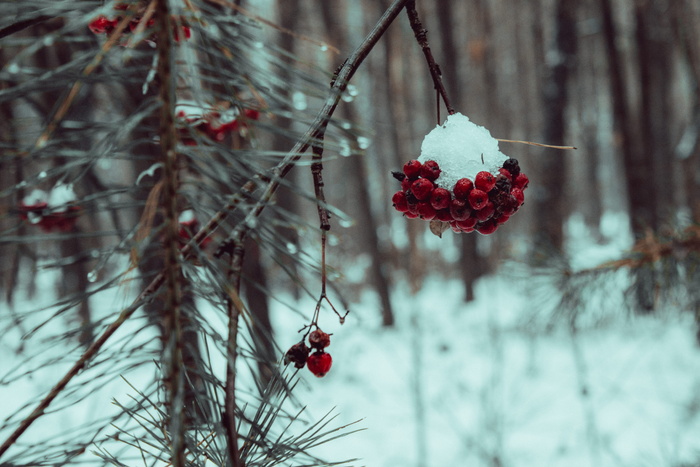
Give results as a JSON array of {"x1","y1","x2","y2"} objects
[{"x1": 429, "y1": 220, "x2": 450, "y2": 238}]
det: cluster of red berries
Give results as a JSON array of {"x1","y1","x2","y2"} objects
[
  {"x1": 176, "y1": 108, "x2": 260, "y2": 145},
  {"x1": 88, "y1": 4, "x2": 191, "y2": 44},
  {"x1": 391, "y1": 158, "x2": 528, "y2": 234},
  {"x1": 18, "y1": 195, "x2": 82, "y2": 233},
  {"x1": 284, "y1": 328, "x2": 333, "y2": 377},
  {"x1": 178, "y1": 212, "x2": 212, "y2": 248}
]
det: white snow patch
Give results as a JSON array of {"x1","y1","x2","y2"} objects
[{"x1": 419, "y1": 112, "x2": 510, "y2": 190}]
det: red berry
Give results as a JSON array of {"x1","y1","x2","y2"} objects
[
  {"x1": 403, "y1": 160, "x2": 423, "y2": 179},
  {"x1": 307, "y1": 351, "x2": 332, "y2": 377},
  {"x1": 449, "y1": 198, "x2": 471, "y2": 221},
  {"x1": 476, "y1": 219, "x2": 499, "y2": 235},
  {"x1": 285, "y1": 342, "x2": 311, "y2": 369},
  {"x1": 411, "y1": 179, "x2": 434, "y2": 201},
  {"x1": 435, "y1": 208, "x2": 453, "y2": 222},
  {"x1": 475, "y1": 171, "x2": 497, "y2": 192},
  {"x1": 404, "y1": 211, "x2": 419, "y2": 219},
  {"x1": 511, "y1": 188, "x2": 525, "y2": 205},
  {"x1": 495, "y1": 213, "x2": 511, "y2": 225},
  {"x1": 513, "y1": 173, "x2": 529, "y2": 190},
  {"x1": 309, "y1": 329, "x2": 331, "y2": 349},
  {"x1": 401, "y1": 178, "x2": 412, "y2": 192},
  {"x1": 420, "y1": 160, "x2": 441, "y2": 181},
  {"x1": 474, "y1": 201, "x2": 496, "y2": 221},
  {"x1": 498, "y1": 167, "x2": 513, "y2": 181},
  {"x1": 392, "y1": 191, "x2": 409, "y2": 212},
  {"x1": 456, "y1": 217, "x2": 477, "y2": 230},
  {"x1": 468, "y1": 189, "x2": 488, "y2": 210},
  {"x1": 416, "y1": 202, "x2": 436, "y2": 220},
  {"x1": 89, "y1": 16, "x2": 112, "y2": 34},
  {"x1": 453, "y1": 178, "x2": 474, "y2": 200},
  {"x1": 430, "y1": 187, "x2": 451, "y2": 210}
]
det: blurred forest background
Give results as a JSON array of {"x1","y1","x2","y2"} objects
[{"x1": 1, "y1": 0, "x2": 700, "y2": 465}]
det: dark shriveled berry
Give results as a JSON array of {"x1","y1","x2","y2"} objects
[
  {"x1": 285, "y1": 342, "x2": 311, "y2": 369},
  {"x1": 391, "y1": 171, "x2": 406, "y2": 182},
  {"x1": 308, "y1": 329, "x2": 331, "y2": 349},
  {"x1": 449, "y1": 198, "x2": 471, "y2": 221},
  {"x1": 502, "y1": 158, "x2": 521, "y2": 177}
]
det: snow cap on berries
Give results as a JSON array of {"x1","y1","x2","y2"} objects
[{"x1": 418, "y1": 113, "x2": 509, "y2": 190}]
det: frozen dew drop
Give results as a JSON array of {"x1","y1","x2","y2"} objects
[
  {"x1": 338, "y1": 218, "x2": 354, "y2": 228},
  {"x1": 38, "y1": 171, "x2": 47, "y2": 179},
  {"x1": 327, "y1": 233, "x2": 340, "y2": 246},
  {"x1": 340, "y1": 121, "x2": 352, "y2": 130},
  {"x1": 87, "y1": 270, "x2": 98, "y2": 283},
  {"x1": 16, "y1": 181, "x2": 27, "y2": 189},
  {"x1": 320, "y1": 43, "x2": 329, "y2": 52},
  {"x1": 245, "y1": 217, "x2": 258, "y2": 229},
  {"x1": 357, "y1": 136, "x2": 370, "y2": 149},
  {"x1": 286, "y1": 242, "x2": 298, "y2": 254},
  {"x1": 339, "y1": 139, "x2": 352, "y2": 157},
  {"x1": 346, "y1": 84, "x2": 358, "y2": 97},
  {"x1": 341, "y1": 92, "x2": 354, "y2": 103},
  {"x1": 292, "y1": 91, "x2": 307, "y2": 111},
  {"x1": 91, "y1": 249, "x2": 100, "y2": 258},
  {"x1": 7, "y1": 63, "x2": 19, "y2": 74},
  {"x1": 43, "y1": 36, "x2": 55, "y2": 46},
  {"x1": 28, "y1": 212, "x2": 42, "y2": 224},
  {"x1": 253, "y1": 41, "x2": 264, "y2": 49}
]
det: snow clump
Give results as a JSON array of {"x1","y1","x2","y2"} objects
[{"x1": 418, "y1": 112, "x2": 509, "y2": 190}]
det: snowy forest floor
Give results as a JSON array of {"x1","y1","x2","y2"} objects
[{"x1": 2, "y1": 213, "x2": 700, "y2": 466}]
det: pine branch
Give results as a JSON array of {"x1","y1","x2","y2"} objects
[
  {"x1": 0, "y1": 0, "x2": 410, "y2": 458},
  {"x1": 153, "y1": 0, "x2": 186, "y2": 465}
]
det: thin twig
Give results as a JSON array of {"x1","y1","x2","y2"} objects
[
  {"x1": 405, "y1": 0, "x2": 455, "y2": 117},
  {"x1": 0, "y1": 0, "x2": 410, "y2": 458},
  {"x1": 496, "y1": 138, "x2": 577, "y2": 150}
]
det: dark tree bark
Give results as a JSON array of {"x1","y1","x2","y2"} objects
[{"x1": 532, "y1": 0, "x2": 578, "y2": 256}]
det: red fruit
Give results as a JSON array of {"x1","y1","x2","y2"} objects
[
  {"x1": 474, "y1": 201, "x2": 496, "y2": 221},
  {"x1": 449, "y1": 198, "x2": 471, "y2": 221},
  {"x1": 309, "y1": 329, "x2": 331, "y2": 349},
  {"x1": 403, "y1": 160, "x2": 423, "y2": 179},
  {"x1": 499, "y1": 194, "x2": 519, "y2": 215},
  {"x1": 476, "y1": 219, "x2": 499, "y2": 235},
  {"x1": 456, "y1": 217, "x2": 477, "y2": 230},
  {"x1": 453, "y1": 178, "x2": 474, "y2": 200},
  {"x1": 174, "y1": 24, "x2": 192, "y2": 42},
  {"x1": 475, "y1": 171, "x2": 497, "y2": 192},
  {"x1": 468, "y1": 189, "x2": 488, "y2": 210},
  {"x1": 411, "y1": 179, "x2": 434, "y2": 201},
  {"x1": 307, "y1": 351, "x2": 332, "y2": 377},
  {"x1": 401, "y1": 178, "x2": 412, "y2": 191},
  {"x1": 392, "y1": 191, "x2": 409, "y2": 212},
  {"x1": 495, "y1": 213, "x2": 511, "y2": 225},
  {"x1": 435, "y1": 208, "x2": 453, "y2": 222},
  {"x1": 498, "y1": 167, "x2": 513, "y2": 181},
  {"x1": 89, "y1": 16, "x2": 113, "y2": 34},
  {"x1": 404, "y1": 211, "x2": 419, "y2": 219},
  {"x1": 430, "y1": 187, "x2": 451, "y2": 210},
  {"x1": 420, "y1": 160, "x2": 441, "y2": 181},
  {"x1": 285, "y1": 342, "x2": 311, "y2": 369},
  {"x1": 416, "y1": 202, "x2": 436, "y2": 220},
  {"x1": 511, "y1": 188, "x2": 525, "y2": 205},
  {"x1": 513, "y1": 173, "x2": 529, "y2": 190}
]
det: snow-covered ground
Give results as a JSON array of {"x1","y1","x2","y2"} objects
[{"x1": 2, "y1": 213, "x2": 700, "y2": 466}]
